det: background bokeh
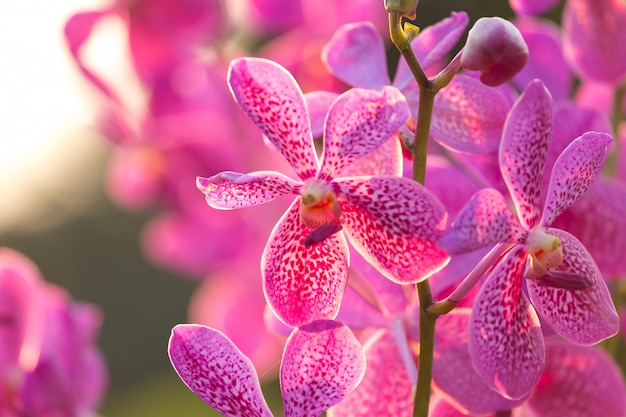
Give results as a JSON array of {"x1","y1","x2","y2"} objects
[{"x1": 0, "y1": 0, "x2": 518, "y2": 415}]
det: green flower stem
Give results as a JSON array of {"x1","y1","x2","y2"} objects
[
  {"x1": 389, "y1": 11, "x2": 441, "y2": 417},
  {"x1": 388, "y1": 12, "x2": 429, "y2": 90}
]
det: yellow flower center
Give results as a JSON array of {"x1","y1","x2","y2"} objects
[
  {"x1": 299, "y1": 180, "x2": 342, "y2": 229},
  {"x1": 524, "y1": 228, "x2": 563, "y2": 279}
]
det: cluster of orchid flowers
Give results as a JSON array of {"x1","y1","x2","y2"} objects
[{"x1": 4, "y1": 0, "x2": 624, "y2": 415}]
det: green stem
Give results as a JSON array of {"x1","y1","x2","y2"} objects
[
  {"x1": 388, "y1": 12, "x2": 438, "y2": 417},
  {"x1": 413, "y1": 281, "x2": 435, "y2": 417}
]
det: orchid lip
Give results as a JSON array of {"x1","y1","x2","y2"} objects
[{"x1": 299, "y1": 180, "x2": 342, "y2": 229}]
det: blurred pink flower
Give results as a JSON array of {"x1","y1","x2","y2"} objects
[{"x1": 0, "y1": 248, "x2": 107, "y2": 416}]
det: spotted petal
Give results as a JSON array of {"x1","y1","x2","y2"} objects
[
  {"x1": 167, "y1": 324, "x2": 272, "y2": 417},
  {"x1": 440, "y1": 188, "x2": 527, "y2": 254},
  {"x1": 552, "y1": 179, "x2": 626, "y2": 278},
  {"x1": 335, "y1": 176, "x2": 449, "y2": 284},
  {"x1": 434, "y1": 310, "x2": 527, "y2": 415},
  {"x1": 500, "y1": 79, "x2": 553, "y2": 229},
  {"x1": 197, "y1": 171, "x2": 301, "y2": 209},
  {"x1": 328, "y1": 330, "x2": 414, "y2": 417},
  {"x1": 469, "y1": 246, "x2": 544, "y2": 400},
  {"x1": 322, "y1": 22, "x2": 390, "y2": 90},
  {"x1": 281, "y1": 320, "x2": 366, "y2": 417},
  {"x1": 262, "y1": 200, "x2": 349, "y2": 327},
  {"x1": 228, "y1": 57, "x2": 319, "y2": 180},
  {"x1": 540, "y1": 131, "x2": 611, "y2": 226},
  {"x1": 431, "y1": 74, "x2": 510, "y2": 153},
  {"x1": 524, "y1": 341, "x2": 626, "y2": 417},
  {"x1": 563, "y1": 0, "x2": 626, "y2": 84},
  {"x1": 527, "y1": 228, "x2": 619, "y2": 345},
  {"x1": 319, "y1": 87, "x2": 409, "y2": 180}
]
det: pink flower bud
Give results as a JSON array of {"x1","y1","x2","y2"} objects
[{"x1": 461, "y1": 17, "x2": 529, "y2": 86}]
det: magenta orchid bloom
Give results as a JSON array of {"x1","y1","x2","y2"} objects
[
  {"x1": 168, "y1": 321, "x2": 365, "y2": 417},
  {"x1": 0, "y1": 248, "x2": 107, "y2": 416},
  {"x1": 431, "y1": 312, "x2": 626, "y2": 417},
  {"x1": 197, "y1": 57, "x2": 449, "y2": 327},
  {"x1": 440, "y1": 79, "x2": 619, "y2": 399}
]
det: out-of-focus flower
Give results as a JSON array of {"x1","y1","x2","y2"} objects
[
  {"x1": 168, "y1": 320, "x2": 365, "y2": 417},
  {"x1": 562, "y1": 0, "x2": 626, "y2": 84},
  {"x1": 198, "y1": 57, "x2": 449, "y2": 326},
  {"x1": 0, "y1": 248, "x2": 107, "y2": 417},
  {"x1": 440, "y1": 80, "x2": 618, "y2": 399}
]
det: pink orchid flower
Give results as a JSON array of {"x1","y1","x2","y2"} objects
[
  {"x1": 168, "y1": 320, "x2": 365, "y2": 417},
  {"x1": 440, "y1": 79, "x2": 619, "y2": 399},
  {"x1": 431, "y1": 311, "x2": 626, "y2": 417},
  {"x1": 0, "y1": 248, "x2": 107, "y2": 416},
  {"x1": 197, "y1": 57, "x2": 449, "y2": 327}
]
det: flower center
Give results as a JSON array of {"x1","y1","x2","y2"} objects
[
  {"x1": 524, "y1": 228, "x2": 563, "y2": 280},
  {"x1": 299, "y1": 180, "x2": 342, "y2": 229}
]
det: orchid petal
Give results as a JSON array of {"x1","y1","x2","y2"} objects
[
  {"x1": 64, "y1": 10, "x2": 121, "y2": 104},
  {"x1": 305, "y1": 91, "x2": 339, "y2": 138},
  {"x1": 168, "y1": 324, "x2": 272, "y2": 417},
  {"x1": 281, "y1": 321, "x2": 366, "y2": 417},
  {"x1": 336, "y1": 285, "x2": 387, "y2": 330},
  {"x1": 434, "y1": 310, "x2": 527, "y2": 415},
  {"x1": 338, "y1": 136, "x2": 403, "y2": 178},
  {"x1": 335, "y1": 176, "x2": 449, "y2": 284},
  {"x1": 228, "y1": 58, "x2": 319, "y2": 180},
  {"x1": 527, "y1": 228, "x2": 619, "y2": 345},
  {"x1": 540, "y1": 131, "x2": 611, "y2": 226},
  {"x1": 552, "y1": 179, "x2": 626, "y2": 278},
  {"x1": 500, "y1": 79, "x2": 554, "y2": 229},
  {"x1": 262, "y1": 200, "x2": 349, "y2": 327},
  {"x1": 196, "y1": 171, "x2": 301, "y2": 210},
  {"x1": 513, "y1": 17, "x2": 573, "y2": 102},
  {"x1": 544, "y1": 102, "x2": 612, "y2": 182},
  {"x1": 425, "y1": 155, "x2": 481, "y2": 220},
  {"x1": 524, "y1": 341, "x2": 626, "y2": 417},
  {"x1": 469, "y1": 246, "x2": 544, "y2": 400},
  {"x1": 349, "y1": 247, "x2": 411, "y2": 316},
  {"x1": 322, "y1": 22, "x2": 390, "y2": 90},
  {"x1": 432, "y1": 74, "x2": 510, "y2": 153},
  {"x1": 429, "y1": 394, "x2": 476, "y2": 417},
  {"x1": 440, "y1": 188, "x2": 527, "y2": 254},
  {"x1": 328, "y1": 330, "x2": 414, "y2": 417},
  {"x1": 563, "y1": 0, "x2": 626, "y2": 84},
  {"x1": 510, "y1": 0, "x2": 560, "y2": 15},
  {"x1": 188, "y1": 262, "x2": 284, "y2": 380},
  {"x1": 395, "y1": 12, "x2": 470, "y2": 88},
  {"x1": 319, "y1": 87, "x2": 409, "y2": 180},
  {"x1": 0, "y1": 249, "x2": 45, "y2": 375}
]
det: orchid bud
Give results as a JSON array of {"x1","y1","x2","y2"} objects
[
  {"x1": 384, "y1": 0, "x2": 418, "y2": 19},
  {"x1": 461, "y1": 17, "x2": 529, "y2": 86}
]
